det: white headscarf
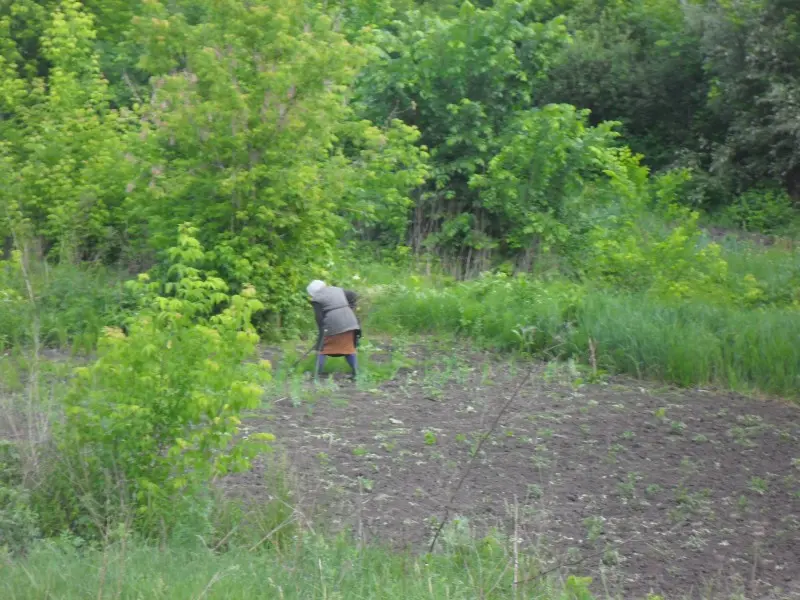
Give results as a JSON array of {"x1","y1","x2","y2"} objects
[{"x1": 306, "y1": 280, "x2": 326, "y2": 297}]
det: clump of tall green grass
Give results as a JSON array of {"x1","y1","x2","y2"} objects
[
  {"x1": 366, "y1": 274, "x2": 800, "y2": 398},
  {"x1": 0, "y1": 261, "x2": 131, "y2": 352},
  {"x1": 1, "y1": 531, "x2": 583, "y2": 600}
]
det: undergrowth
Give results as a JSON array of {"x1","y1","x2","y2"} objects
[
  {"x1": 364, "y1": 273, "x2": 800, "y2": 398},
  {"x1": 0, "y1": 259, "x2": 130, "y2": 352},
  {"x1": 0, "y1": 531, "x2": 591, "y2": 600}
]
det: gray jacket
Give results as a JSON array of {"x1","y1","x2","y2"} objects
[{"x1": 311, "y1": 286, "x2": 359, "y2": 345}]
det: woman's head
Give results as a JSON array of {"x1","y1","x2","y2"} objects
[{"x1": 306, "y1": 280, "x2": 326, "y2": 296}]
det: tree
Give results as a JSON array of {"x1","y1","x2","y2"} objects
[{"x1": 355, "y1": 0, "x2": 570, "y2": 269}]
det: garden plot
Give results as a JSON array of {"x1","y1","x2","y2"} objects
[{"x1": 230, "y1": 339, "x2": 800, "y2": 599}]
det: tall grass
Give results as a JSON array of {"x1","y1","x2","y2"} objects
[
  {"x1": 0, "y1": 261, "x2": 130, "y2": 352},
  {"x1": 365, "y1": 275, "x2": 800, "y2": 398},
  {"x1": 1, "y1": 533, "x2": 578, "y2": 599},
  {"x1": 720, "y1": 238, "x2": 800, "y2": 305}
]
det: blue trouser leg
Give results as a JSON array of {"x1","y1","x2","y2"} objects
[
  {"x1": 345, "y1": 353, "x2": 358, "y2": 378},
  {"x1": 314, "y1": 353, "x2": 326, "y2": 379}
]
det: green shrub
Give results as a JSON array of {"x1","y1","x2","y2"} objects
[
  {"x1": 721, "y1": 188, "x2": 798, "y2": 235},
  {"x1": 52, "y1": 225, "x2": 275, "y2": 538}
]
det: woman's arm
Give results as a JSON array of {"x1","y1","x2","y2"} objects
[
  {"x1": 312, "y1": 301, "x2": 325, "y2": 350},
  {"x1": 344, "y1": 289, "x2": 358, "y2": 309}
]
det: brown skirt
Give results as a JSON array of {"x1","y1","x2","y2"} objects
[{"x1": 321, "y1": 331, "x2": 356, "y2": 356}]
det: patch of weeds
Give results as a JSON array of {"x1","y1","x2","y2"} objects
[
  {"x1": 680, "y1": 457, "x2": 698, "y2": 474},
  {"x1": 380, "y1": 441, "x2": 396, "y2": 453},
  {"x1": 454, "y1": 433, "x2": 467, "y2": 443},
  {"x1": 654, "y1": 407, "x2": 667, "y2": 420},
  {"x1": 437, "y1": 515, "x2": 474, "y2": 555},
  {"x1": 352, "y1": 445, "x2": 368, "y2": 457},
  {"x1": 583, "y1": 516, "x2": 604, "y2": 542},
  {"x1": 602, "y1": 548, "x2": 620, "y2": 566},
  {"x1": 504, "y1": 430, "x2": 514, "y2": 438},
  {"x1": 738, "y1": 414, "x2": 763, "y2": 428},
  {"x1": 672, "y1": 486, "x2": 713, "y2": 521},
  {"x1": 683, "y1": 533, "x2": 708, "y2": 551},
  {"x1": 527, "y1": 484, "x2": 543, "y2": 500},
  {"x1": 580, "y1": 424, "x2": 592, "y2": 436},
  {"x1": 617, "y1": 473, "x2": 639, "y2": 500},
  {"x1": 530, "y1": 450, "x2": 551, "y2": 470},
  {"x1": 669, "y1": 420, "x2": 687, "y2": 435},
  {"x1": 479, "y1": 362, "x2": 493, "y2": 386},
  {"x1": 748, "y1": 476, "x2": 769, "y2": 495},
  {"x1": 423, "y1": 430, "x2": 437, "y2": 446},
  {"x1": 358, "y1": 477, "x2": 374, "y2": 492},
  {"x1": 728, "y1": 415, "x2": 768, "y2": 448},
  {"x1": 469, "y1": 434, "x2": 488, "y2": 457},
  {"x1": 728, "y1": 426, "x2": 758, "y2": 448},
  {"x1": 606, "y1": 443, "x2": 625, "y2": 464},
  {"x1": 645, "y1": 484, "x2": 662, "y2": 498},
  {"x1": 621, "y1": 430, "x2": 635, "y2": 441},
  {"x1": 565, "y1": 547, "x2": 582, "y2": 563},
  {"x1": 316, "y1": 452, "x2": 331, "y2": 466},
  {"x1": 692, "y1": 433, "x2": 709, "y2": 443},
  {"x1": 423, "y1": 386, "x2": 444, "y2": 401},
  {"x1": 543, "y1": 360, "x2": 578, "y2": 384},
  {"x1": 538, "y1": 428, "x2": 554, "y2": 440},
  {"x1": 737, "y1": 495, "x2": 749, "y2": 511}
]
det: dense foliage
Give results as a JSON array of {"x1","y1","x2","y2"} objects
[{"x1": 3, "y1": 0, "x2": 798, "y2": 295}]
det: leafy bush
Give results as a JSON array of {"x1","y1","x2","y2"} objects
[
  {"x1": 52, "y1": 225, "x2": 274, "y2": 538},
  {"x1": 471, "y1": 105, "x2": 648, "y2": 263},
  {"x1": 720, "y1": 188, "x2": 798, "y2": 235},
  {"x1": 586, "y1": 206, "x2": 730, "y2": 302}
]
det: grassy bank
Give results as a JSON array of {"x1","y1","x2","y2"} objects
[
  {"x1": 364, "y1": 274, "x2": 799, "y2": 398},
  {"x1": 0, "y1": 534, "x2": 582, "y2": 599}
]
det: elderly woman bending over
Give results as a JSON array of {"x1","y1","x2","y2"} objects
[{"x1": 306, "y1": 280, "x2": 361, "y2": 380}]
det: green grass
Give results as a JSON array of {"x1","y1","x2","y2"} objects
[
  {"x1": 364, "y1": 275, "x2": 800, "y2": 398},
  {"x1": 0, "y1": 261, "x2": 131, "y2": 352},
  {"x1": 0, "y1": 534, "x2": 580, "y2": 599}
]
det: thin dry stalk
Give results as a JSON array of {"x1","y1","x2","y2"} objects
[
  {"x1": 588, "y1": 337, "x2": 597, "y2": 378},
  {"x1": 11, "y1": 233, "x2": 46, "y2": 482},
  {"x1": 193, "y1": 566, "x2": 236, "y2": 600},
  {"x1": 429, "y1": 362, "x2": 536, "y2": 553},
  {"x1": 357, "y1": 477, "x2": 364, "y2": 549},
  {"x1": 247, "y1": 515, "x2": 298, "y2": 552},
  {"x1": 512, "y1": 496, "x2": 520, "y2": 600}
]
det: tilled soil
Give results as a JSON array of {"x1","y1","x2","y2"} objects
[{"x1": 229, "y1": 340, "x2": 800, "y2": 599}]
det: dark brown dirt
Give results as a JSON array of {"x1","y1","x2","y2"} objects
[{"x1": 228, "y1": 339, "x2": 800, "y2": 599}]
